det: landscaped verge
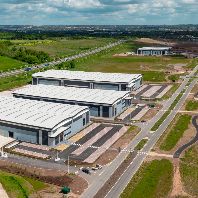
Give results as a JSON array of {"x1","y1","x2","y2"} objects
[
  {"x1": 160, "y1": 114, "x2": 191, "y2": 151},
  {"x1": 120, "y1": 159, "x2": 173, "y2": 198},
  {"x1": 180, "y1": 145, "x2": 198, "y2": 197}
]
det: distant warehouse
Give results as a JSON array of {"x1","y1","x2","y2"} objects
[
  {"x1": 137, "y1": 47, "x2": 172, "y2": 56},
  {"x1": 13, "y1": 85, "x2": 131, "y2": 118},
  {"x1": 0, "y1": 97, "x2": 90, "y2": 146},
  {"x1": 32, "y1": 70, "x2": 142, "y2": 91}
]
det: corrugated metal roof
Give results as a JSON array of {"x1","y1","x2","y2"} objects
[
  {"x1": 0, "y1": 96, "x2": 88, "y2": 130},
  {"x1": 32, "y1": 70, "x2": 142, "y2": 83},
  {"x1": 138, "y1": 47, "x2": 172, "y2": 51},
  {"x1": 13, "y1": 85, "x2": 130, "y2": 105}
]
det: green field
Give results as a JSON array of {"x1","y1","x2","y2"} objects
[
  {"x1": 185, "y1": 100, "x2": 198, "y2": 111},
  {"x1": 180, "y1": 145, "x2": 198, "y2": 197},
  {"x1": 160, "y1": 114, "x2": 191, "y2": 151},
  {"x1": 72, "y1": 40, "x2": 191, "y2": 82},
  {"x1": 0, "y1": 170, "x2": 47, "y2": 198},
  {"x1": 0, "y1": 55, "x2": 27, "y2": 72},
  {"x1": 0, "y1": 72, "x2": 32, "y2": 92},
  {"x1": 14, "y1": 38, "x2": 115, "y2": 58},
  {"x1": 120, "y1": 159, "x2": 173, "y2": 198}
]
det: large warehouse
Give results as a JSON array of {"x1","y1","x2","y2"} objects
[
  {"x1": 137, "y1": 47, "x2": 172, "y2": 56},
  {"x1": 32, "y1": 70, "x2": 142, "y2": 91},
  {"x1": 0, "y1": 96, "x2": 90, "y2": 146},
  {"x1": 13, "y1": 85, "x2": 131, "y2": 118}
]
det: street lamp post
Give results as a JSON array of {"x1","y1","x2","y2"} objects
[{"x1": 67, "y1": 155, "x2": 70, "y2": 174}]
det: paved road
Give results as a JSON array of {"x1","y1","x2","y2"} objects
[
  {"x1": 105, "y1": 68, "x2": 198, "y2": 198},
  {"x1": 0, "y1": 40, "x2": 125, "y2": 78},
  {"x1": 174, "y1": 114, "x2": 198, "y2": 158},
  {"x1": 81, "y1": 65, "x2": 198, "y2": 198}
]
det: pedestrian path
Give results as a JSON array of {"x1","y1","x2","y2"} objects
[{"x1": 0, "y1": 183, "x2": 9, "y2": 198}]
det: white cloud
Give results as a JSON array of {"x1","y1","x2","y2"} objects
[
  {"x1": 67, "y1": 0, "x2": 102, "y2": 9},
  {"x1": 182, "y1": 0, "x2": 197, "y2": 4}
]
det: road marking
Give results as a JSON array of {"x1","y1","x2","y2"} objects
[{"x1": 99, "y1": 170, "x2": 105, "y2": 176}]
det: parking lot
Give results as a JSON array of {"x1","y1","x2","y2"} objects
[
  {"x1": 59, "y1": 123, "x2": 128, "y2": 164},
  {"x1": 117, "y1": 105, "x2": 149, "y2": 121},
  {"x1": 132, "y1": 84, "x2": 172, "y2": 99},
  {"x1": 7, "y1": 142, "x2": 55, "y2": 159}
]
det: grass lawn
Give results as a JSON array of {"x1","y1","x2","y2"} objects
[
  {"x1": 160, "y1": 114, "x2": 191, "y2": 151},
  {"x1": 0, "y1": 73, "x2": 32, "y2": 92},
  {"x1": 185, "y1": 100, "x2": 198, "y2": 111},
  {"x1": 14, "y1": 38, "x2": 115, "y2": 58},
  {"x1": 180, "y1": 145, "x2": 198, "y2": 197},
  {"x1": 134, "y1": 139, "x2": 148, "y2": 151},
  {"x1": 120, "y1": 159, "x2": 173, "y2": 198},
  {"x1": 0, "y1": 55, "x2": 27, "y2": 72},
  {"x1": 0, "y1": 170, "x2": 47, "y2": 198}
]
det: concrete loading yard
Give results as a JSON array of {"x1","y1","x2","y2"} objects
[
  {"x1": 59, "y1": 123, "x2": 128, "y2": 164},
  {"x1": 131, "y1": 84, "x2": 172, "y2": 99}
]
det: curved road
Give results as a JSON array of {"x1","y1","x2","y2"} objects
[{"x1": 174, "y1": 114, "x2": 198, "y2": 158}]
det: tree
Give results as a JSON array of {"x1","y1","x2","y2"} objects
[
  {"x1": 69, "y1": 60, "x2": 75, "y2": 69},
  {"x1": 61, "y1": 186, "x2": 70, "y2": 197}
]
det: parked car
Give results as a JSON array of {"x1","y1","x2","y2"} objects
[
  {"x1": 96, "y1": 164, "x2": 102, "y2": 169},
  {"x1": 24, "y1": 67, "x2": 32, "y2": 71},
  {"x1": 81, "y1": 168, "x2": 91, "y2": 175}
]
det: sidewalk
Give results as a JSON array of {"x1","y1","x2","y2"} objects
[{"x1": 0, "y1": 184, "x2": 9, "y2": 198}]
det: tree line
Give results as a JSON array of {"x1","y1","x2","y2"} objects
[{"x1": 0, "y1": 41, "x2": 51, "y2": 64}]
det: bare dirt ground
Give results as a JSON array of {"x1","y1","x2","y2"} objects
[
  {"x1": 167, "y1": 63, "x2": 188, "y2": 75},
  {"x1": 170, "y1": 159, "x2": 193, "y2": 198},
  {"x1": 135, "y1": 38, "x2": 175, "y2": 46},
  {"x1": 145, "y1": 156, "x2": 192, "y2": 198},
  {"x1": 31, "y1": 186, "x2": 81, "y2": 198},
  {"x1": 94, "y1": 126, "x2": 140, "y2": 165},
  {"x1": 191, "y1": 83, "x2": 198, "y2": 94},
  {"x1": 0, "y1": 183, "x2": 9, "y2": 198},
  {"x1": 140, "y1": 108, "x2": 159, "y2": 122},
  {"x1": 0, "y1": 160, "x2": 88, "y2": 196}
]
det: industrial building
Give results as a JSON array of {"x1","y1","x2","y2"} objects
[
  {"x1": 32, "y1": 70, "x2": 142, "y2": 91},
  {"x1": 137, "y1": 47, "x2": 172, "y2": 56},
  {"x1": 13, "y1": 85, "x2": 131, "y2": 118},
  {"x1": 0, "y1": 96, "x2": 90, "y2": 146}
]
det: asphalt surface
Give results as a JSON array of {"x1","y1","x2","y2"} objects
[
  {"x1": 60, "y1": 124, "x2": 122, "y2": 161},
  {"x1": 150, "y1": 84, "x2": 167, "y2": 98},
  {"x1": 0, "y1": 40, "x2": 125, "y2": 78},
  {"x1": 173, "y1": 114, "x2": 198, "y2": 158},
  {"x1": 123, "y1": 107, "x2": 143, "y2": 121},
  {"x1": 81, "y1": 65, "x2": 198, "y2": 198}
]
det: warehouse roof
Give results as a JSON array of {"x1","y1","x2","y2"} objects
[
  {"x1": 32, "y1": 70, "x2": 142, "y2": 84},
  {"x1": 13, "y1": 85, "x2": 130, "y2": 105},
  {"x1": 138, "y1": 47, "x2": 171, "y2": 51},
  {"x1": 0, "y1": 96, "x2": 88, "y2": 130}
]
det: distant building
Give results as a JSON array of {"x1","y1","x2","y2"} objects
[
  {"x1": 137, "y1": 47, "x2": 172, "y2": 56},
  {"x1": 13, "y1": 85, "x2": 131, "y2": 118},
  {"x1": 32, "y1": 70, "x2": 143, "y2": 91}
]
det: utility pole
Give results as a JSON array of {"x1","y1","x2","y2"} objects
[{"x1": 67, "y1": 155, "x2": 70, "y2": 174}]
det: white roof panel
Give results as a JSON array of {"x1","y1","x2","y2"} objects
[
  {"x1": 0, "y1": 96, "x2": 88, "y2": 130},
  {"x1": 32, "y1": 70, "x2": 142, "y2": 84},
  {"x1": 138, "y1": 47, "x2": 172, "y2": 51},
  {"x1": 13, "y1": 85, "x2": 130, "y2": 105}
]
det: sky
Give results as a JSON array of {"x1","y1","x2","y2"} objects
[{"x1": 0, "y1": 0, "x2": 198, "y2": 25}]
